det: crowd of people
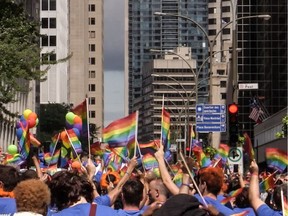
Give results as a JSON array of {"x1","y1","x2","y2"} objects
[{"x1": 0, "y1": 144, "x2": 287, "y2": 216}]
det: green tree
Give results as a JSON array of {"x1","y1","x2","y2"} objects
[
  {"x1": 275, "y1": 115, "x2": 288, "y2": 138},
  {"x1": 0, "y1": 1, "x2": 69, "y2": 118}
]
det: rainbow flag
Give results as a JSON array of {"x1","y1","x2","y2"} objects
[
  {"x1": 173, "y1": 171, "x2": 183, "y2": 187},
  {"x1": 103, "y1": 112, "x2": 137, "y2": 158},
  {"x1": 243, "y1": 132, "x2": 255, "y2": 161},
  {"x1": 50, "y1": 133, "x2": 59, "y2": 154},
  {"x1": 161, "y1": 108, "x2": 170, "y2": 150},
  {"x1": 66, "y1": 129, "x2": 82, "y2": 156},
  {"x1": 142, "y1": 154, "x2": 159, "y2": 170},
  {"x1": 139, "y1": 140, "x2": 159, "y2": 155},
  {"x1": 119, "y1": 165, "x2": 128, "y2": 177},
  {"x1": 192, "y1": 145, "x2": 212, "y2": 168},
  {"x1": 72, "y1": 99, "x2": 88, "y2": 139},
  {"x1": 266, "y1": 148, "x2": 288, "y2": 172},
  {"x1": 259, "y1": 172, "x2": 275, "y2": 193},
  {"x1": 18, "y1": 122, "x2": 30, "y2": 159},
  {"x1": 90, "y1": 141, "x2": 103, "y2": 156},
  {"x1": 221, "y1": 188, "x2": 243, "y2": 205},
  {"x1": 111, "y1": 147, "x2": 127, "y2": 161},
  {"x1": 6, "y1": 154, "x2": 25, "y2": 166},
  {"x1": 190, "y1": 124, "x2": 196, "y2": 142},
  {"x1": 44, "y1": 149, "x2": 60, "y2": 165},
  {"x1": 215, "y1": 144, "x2": 230, "y2": 164}
]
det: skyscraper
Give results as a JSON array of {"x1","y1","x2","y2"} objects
[{"x1": 125, "y1": 0, "x2": 209, "y2": 115}]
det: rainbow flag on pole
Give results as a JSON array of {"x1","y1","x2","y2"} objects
[
  {"x1": 72, "y1": 99, "x2": 88, "y2": 139},
  {"x1": 215, "y1": 143, "x2": 230, "y2": 164},
  {"x1": 161, "y1": 107, "x2": 170, "y2": 149},
  {"x1": 243, "y1": 132, "x2": 255, "y2": 162},
  {"x1": 266, "y1": 148, "x2": 288, "y2": 173},
  {"x1": 259, "y1": 172, "x2": 275, "y2": 193},
  {"x1": 44, "y1": 149, "x2": 60, "y2": 165},
  {"x1": 142, "y1": 154, "x2": 159, "y2": 170},
  {"x1": 192, "y1": 145, "x2": 212, "y2": 168},
  {"x1": 103, "y1": 112, "x2": 138, "y2": 158},
  {"x1": 139, "y1": 140, "x2": 159, "y2": 155}
]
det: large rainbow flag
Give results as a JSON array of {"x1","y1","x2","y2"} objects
[
  {"x1": 103, "y1": 112, "x2": 138, "y2": 158},
  {"x1": 72, "y1": 99, "x2": 88, "y2": 141},
  {"x1": 266, "y1": 148, "x2": 288, "y2": 173},
  {"x1": 161, "y1": 107, "x2": 170, "y2": 150}
]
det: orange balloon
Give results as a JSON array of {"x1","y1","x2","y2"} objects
[
  {"x1": 71, "y1": 161, "x2": 81, "y2": 170},
  {"x1": 60, "y1": 131, "x2": 67, "y2": 141},
  {"x1": 74, "y1": 116, "x2": 82, "y2": 124},
  {"x1": 28, "y1": 112, "x2": 38, "y2": 121}
]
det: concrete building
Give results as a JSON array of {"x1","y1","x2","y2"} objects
[
  {"x1": 40, "y1": 0, "x2": 104, "y2": 128},
  {"x1": 141, "y1": 47, "x2": 197, "y2": 151}
]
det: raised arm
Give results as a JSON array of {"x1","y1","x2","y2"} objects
[
  {"x1": 248, "y1": 160, "x2": 264, "y2": 211},
  {"x1": 154, "y1": 145, "x2": 179, "y2": 195}
]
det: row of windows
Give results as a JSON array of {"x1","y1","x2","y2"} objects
[
  {"x1": 41, "y1": 18, "x2": 56, "y2": 28},
  {"x1": 41, "y1": 35, "x2": 56, "y2": 46}
]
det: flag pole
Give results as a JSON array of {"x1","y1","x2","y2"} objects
[
  {"x1": 134, "y1": 111, "x2": 139, "y2": 157},
  {"x1": 86, "y1": 98, "x2": 91, "y2": 159},
  {"x1": 179, "y1": 151, "x2": 208, "y2": 207},
  {"x1": 64, "y1": 128, "x2": 82, "y2": 163},
  {"x1": 281, "y1": 188, "x2": 286, "y2": 216},
  {"x1": 47, "y1": 133, "x2": 60, "y2": 168},
  {"x1": 160, "y1": 95, "x2": 164, "y2": 146}
]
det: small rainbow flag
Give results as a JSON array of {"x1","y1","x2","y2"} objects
[
  {"x1": 44, "y1": 149, "x2": 60, "y2": 165},
  {"x1": 142, "y1": 154, "x2": 159, "y2": 170},
  {"x1": 139, "y1": 140, "x2": 159, "y2": 155},
  {"x1": 221, "y1": 188, "x2": 243, "y2": 205},
  {"x1": 66, "y1": 129, "x2": 82, "y2": 156},
  {"x1": 72, "y1": 99, "x2": 88, "y2": 138},
  {"x1": 19, "y1": 122, "x2": 30, "y2": 159},
  {"x1": 215, "y1": 143, "x2": 229, "y2": 163},
  {"x1": 173, "y1": 171, "x2": 183, "y2": 187},
  {"x1": 266, "y1": 148, "x2": 288, "y2": 173},
  {"x1": 161, "y1": 108, "x2": 170, "y2": 150},
  {"x1": 243, "y1": 132, "x2": 255, "y2": 161},
  {"x1": 6, "y1": 154, "x2": 25, "y2": 166},
  {"x1": 103, "y1": 112, "x2": 138, "y2": 158},
  {"x1": 50, "y1": 133, "x2": 59, "y2": 154},
  {"x1": 119, "y1": 165, "x2": 128, "y2": 177},
  {"x1": 90, "y1": 141, "x2": 103, "y2": 156},
  {"x1": 192, "y1": 145, "x2": 211, "y2": 168},
  {"x1": 259, "y1": 172, "x2": 275, "y2": 193}
]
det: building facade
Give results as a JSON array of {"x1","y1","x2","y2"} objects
[{"x1": 40, "y1": 0, "x2": 104, "y2": 128}]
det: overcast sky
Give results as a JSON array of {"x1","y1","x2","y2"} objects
[{"x1": 104, "y1": 0, "x2": 125, "y2": 126}]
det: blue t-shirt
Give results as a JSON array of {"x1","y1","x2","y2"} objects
[
  {"x1": 256, "y1": 203, "x2": 282, "y2": 216},
  {"x1": 50, "y1": 203, "x2": 116, "y2": 216},
  {"x1": 94, "y1": 194, "x2": 111, "y2": 206},
  {"x1": 234, "y1": 207, "x2": 256, "y2": 216},
  {"x1": 114, "y1": 208, "x2": 144, "y2": 216},
  {"x1": 0, "y1": 197, "x2": 16, "y2": 214}
]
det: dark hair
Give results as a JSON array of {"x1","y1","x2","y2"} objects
[
  {"x1": 20, "y1": 169, "x2": 38, "y2": 181},
  {"x1": 122, "y1": 179, "x2": 144, "y2": 207},
  {"x1": 273, "y1": 183, "x2": 288, "y2": 210},
  {"x1": 235, "y1": 187, "x2": 250, "y2": 208},
  {"x1": 198, "y1": 167, "x2": 224, "y2": 196},
  {"x1": 14, "y1": 179, "x2": 50, "y2": 215},
  {"x1": 48, "y1": 170, "x2": 94, "y2": 210},
  {"x1": 0, "y1": 164, "x2": 20, "y2": 191}
]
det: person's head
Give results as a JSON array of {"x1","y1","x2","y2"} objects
[
  {"x1": 14, "y1": 179, "x2": 50, "y2": 215},
  {"x1": 235, "y1": 187, "x2": 250, "y2": 208},
  {"x1": 121, "y1": 179, "x2": 144, "y2": 208},
  {"x1": 198, "y1": 167, "x2": 224, "y2": 196},
  {"x1": 20, "y1": 169, "x2": 38, "y2": 181},
  {"x1": 148, "y1": 178, "x2": 169, "y2": 204},
  {"x1": 48, "y1": 170, "x2": 94, "y2": 210},
  {"x1": 273, "y1": 183, "x2": 288, "y2": 210},
  {"x1": 0, "y1": 164, "x2": 20, "y2": 192}
]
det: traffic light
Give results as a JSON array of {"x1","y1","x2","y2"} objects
[{"x1": 228, "y1": 103, "x2": 239, "y2": 147}]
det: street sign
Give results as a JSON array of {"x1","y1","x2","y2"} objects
[
  {"x1": 228, "y1": 147, "x2": 243, "y2": 174},
  {"x1": 238, "y1": 83, "x2": 258, "y2": 90},
  {"x1": 196, "y1": 104, "x2": 226, "y2": 133}
]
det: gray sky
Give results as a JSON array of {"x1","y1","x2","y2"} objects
[{"x1": 104, "y1": 0, "x2": 125, "y2": 126}]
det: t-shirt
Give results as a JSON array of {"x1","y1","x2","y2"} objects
[
  {"x1": 94, "y1": 194, "x2": 111, "y2": 206},
  {"x1": 114, "y1": 209, "x2": 144, "y2": 216},
  {"x1": 256, "y1": 203, "x2": 282, "y2": 216},
  {"x1": 233, "y1": 207, "x2": 256, "y2": 216},
  {"x1": 0, "y1": 197, "x2": 16, "y2": 214},
  {"x1": 50, "y1": 203, "x2": 116, "y2": 216}
]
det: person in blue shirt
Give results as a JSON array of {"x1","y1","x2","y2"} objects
[
  {"x1": 0, "y1": 164, "x2": 19, "y2": 214},
  {"x1": 249, "y1": 160, "x2": 286, "y2": 216}
]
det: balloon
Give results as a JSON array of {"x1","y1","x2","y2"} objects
[
  {"x1": 7, "y1": 145, "x2": 18, "y2": 155},
  {"x1": 16, "y1": 128, "x2": 23, "y2": 139},
  {"x1": 73, "y1": 115, "x2": 82, "y2": 124},
  {"x1": 60, "y1": 131, "x2": 67, "y2": 141},
  {"x1": 71, "y1": 161, "x2": 81, "y2": 170},
  {"x1": 65, "y1": 112, "x2": 75, "y2": 125},
  {"x1": 28, "y1": 118, "x2": 36, "y2": 128},
  {"x1": 35, "y1": 118, "x2": 39, "y2": 126},
  {"x1": 74, "y1": 124, "x2": 82, "y2": 132},
  {"x1": 28, "y1": 112, "x2": 37, "y2": 121},
  {"x1": 20, "y1": 115, "x2": 25, "y2": 122},
  {"x1": 65, "y1": 121, "x2": 74, "y2": 129},
  {"x1": 23, "y1": 109, "x2": 32, "y2": 120},
  {"x1": 16, "y1": 121, "x2": 21, "y2": 129},
  {"x1": 72, "y1": 128, "x2": 80, "y2": 137}
]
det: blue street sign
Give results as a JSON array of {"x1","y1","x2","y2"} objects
[
  {"x1": 196, "y1": 104, "x2": 226, "y2": 133},
  {"x1": 196, "y1": 124, "x2": 226, "y2": 133}
]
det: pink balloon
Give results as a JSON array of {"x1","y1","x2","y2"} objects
[{"x1": 28, "y1": 118, "x2": 36, "y2": 128}]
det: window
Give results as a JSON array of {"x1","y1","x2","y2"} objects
[
  {"x1": 89, "y1": 57, "x2": 95, "y2": 65},
  {"x1": 221, "y1": 93, "x2": 226, "y2": 99},
  {"x1": 89, "y1": 18, "x2": 96, "y2": 25},
  {"x1": 89, "y1": 71, "x2": 96, "y2": 78},
  {"x1": 41, "y1": 35, "x2": 48, "y2": 46},
  {"x1": 89, "y1": 111, "x2": 96, "y2": 118},
  {"x1": 50, "y1": 53, "x2": 57, "y2": 61},
  {"x1": 89, "y1": 84, "x2": 96, "y2": 92},
  {"x1": 222, "y1": 6, "x2": 230, "y2": 13},
  {"x1": 208, "y1": 19, "x2": 216, "y2": 25},
  {"x1": 89, "y1": 44, "x2": 96, "y2": 52},
  {"x1": 50, "y1": 18, "x2": 56, "y2": 28},
  {"x1": 217, "y1": 69, "x2": 225, "y2": 75},
  {"x1": 220, "y1": 81, "x2": 226, "y2": 87},
  {"x1": 50, "y1": 0, "x2": 56, "y2": 10},
  {"x1": 223, "y1": 28, "x2": 230, "y2": 35},
  {"x1": 42, "y1": 0, "x2": 48, "y2": 10},
  {"x1": 208, "y1": 29, "x2": 216, "y2": 35},
  {"x1": 89, "y1": 97, "x2": 96, "y2": 105},
  {"x1": 89, "y1": 31, "x2": 95, "y2": 38},
  {"x1": 89, "y1": 4, "x2": 95, "y2": 11},
  {"x1": 41, "y1": 18, "x2": 48, "y2": 28},
  {"x1": 50, "y1": 36, "x2": 56, "y2": 46}
]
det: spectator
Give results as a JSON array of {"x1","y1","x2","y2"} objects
[
  {"x1": 0, "y1": 164, "x2": 20, "y2": 214},
  {"x1": 249, "y1": 160, "x2": 287, "y2": 216},
  {"x1": 147, "y1": 178, "x2": 169, "y2": 204},
  {"x1": 13, "y1": 179, "x2": 50, "y2": 215}
]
